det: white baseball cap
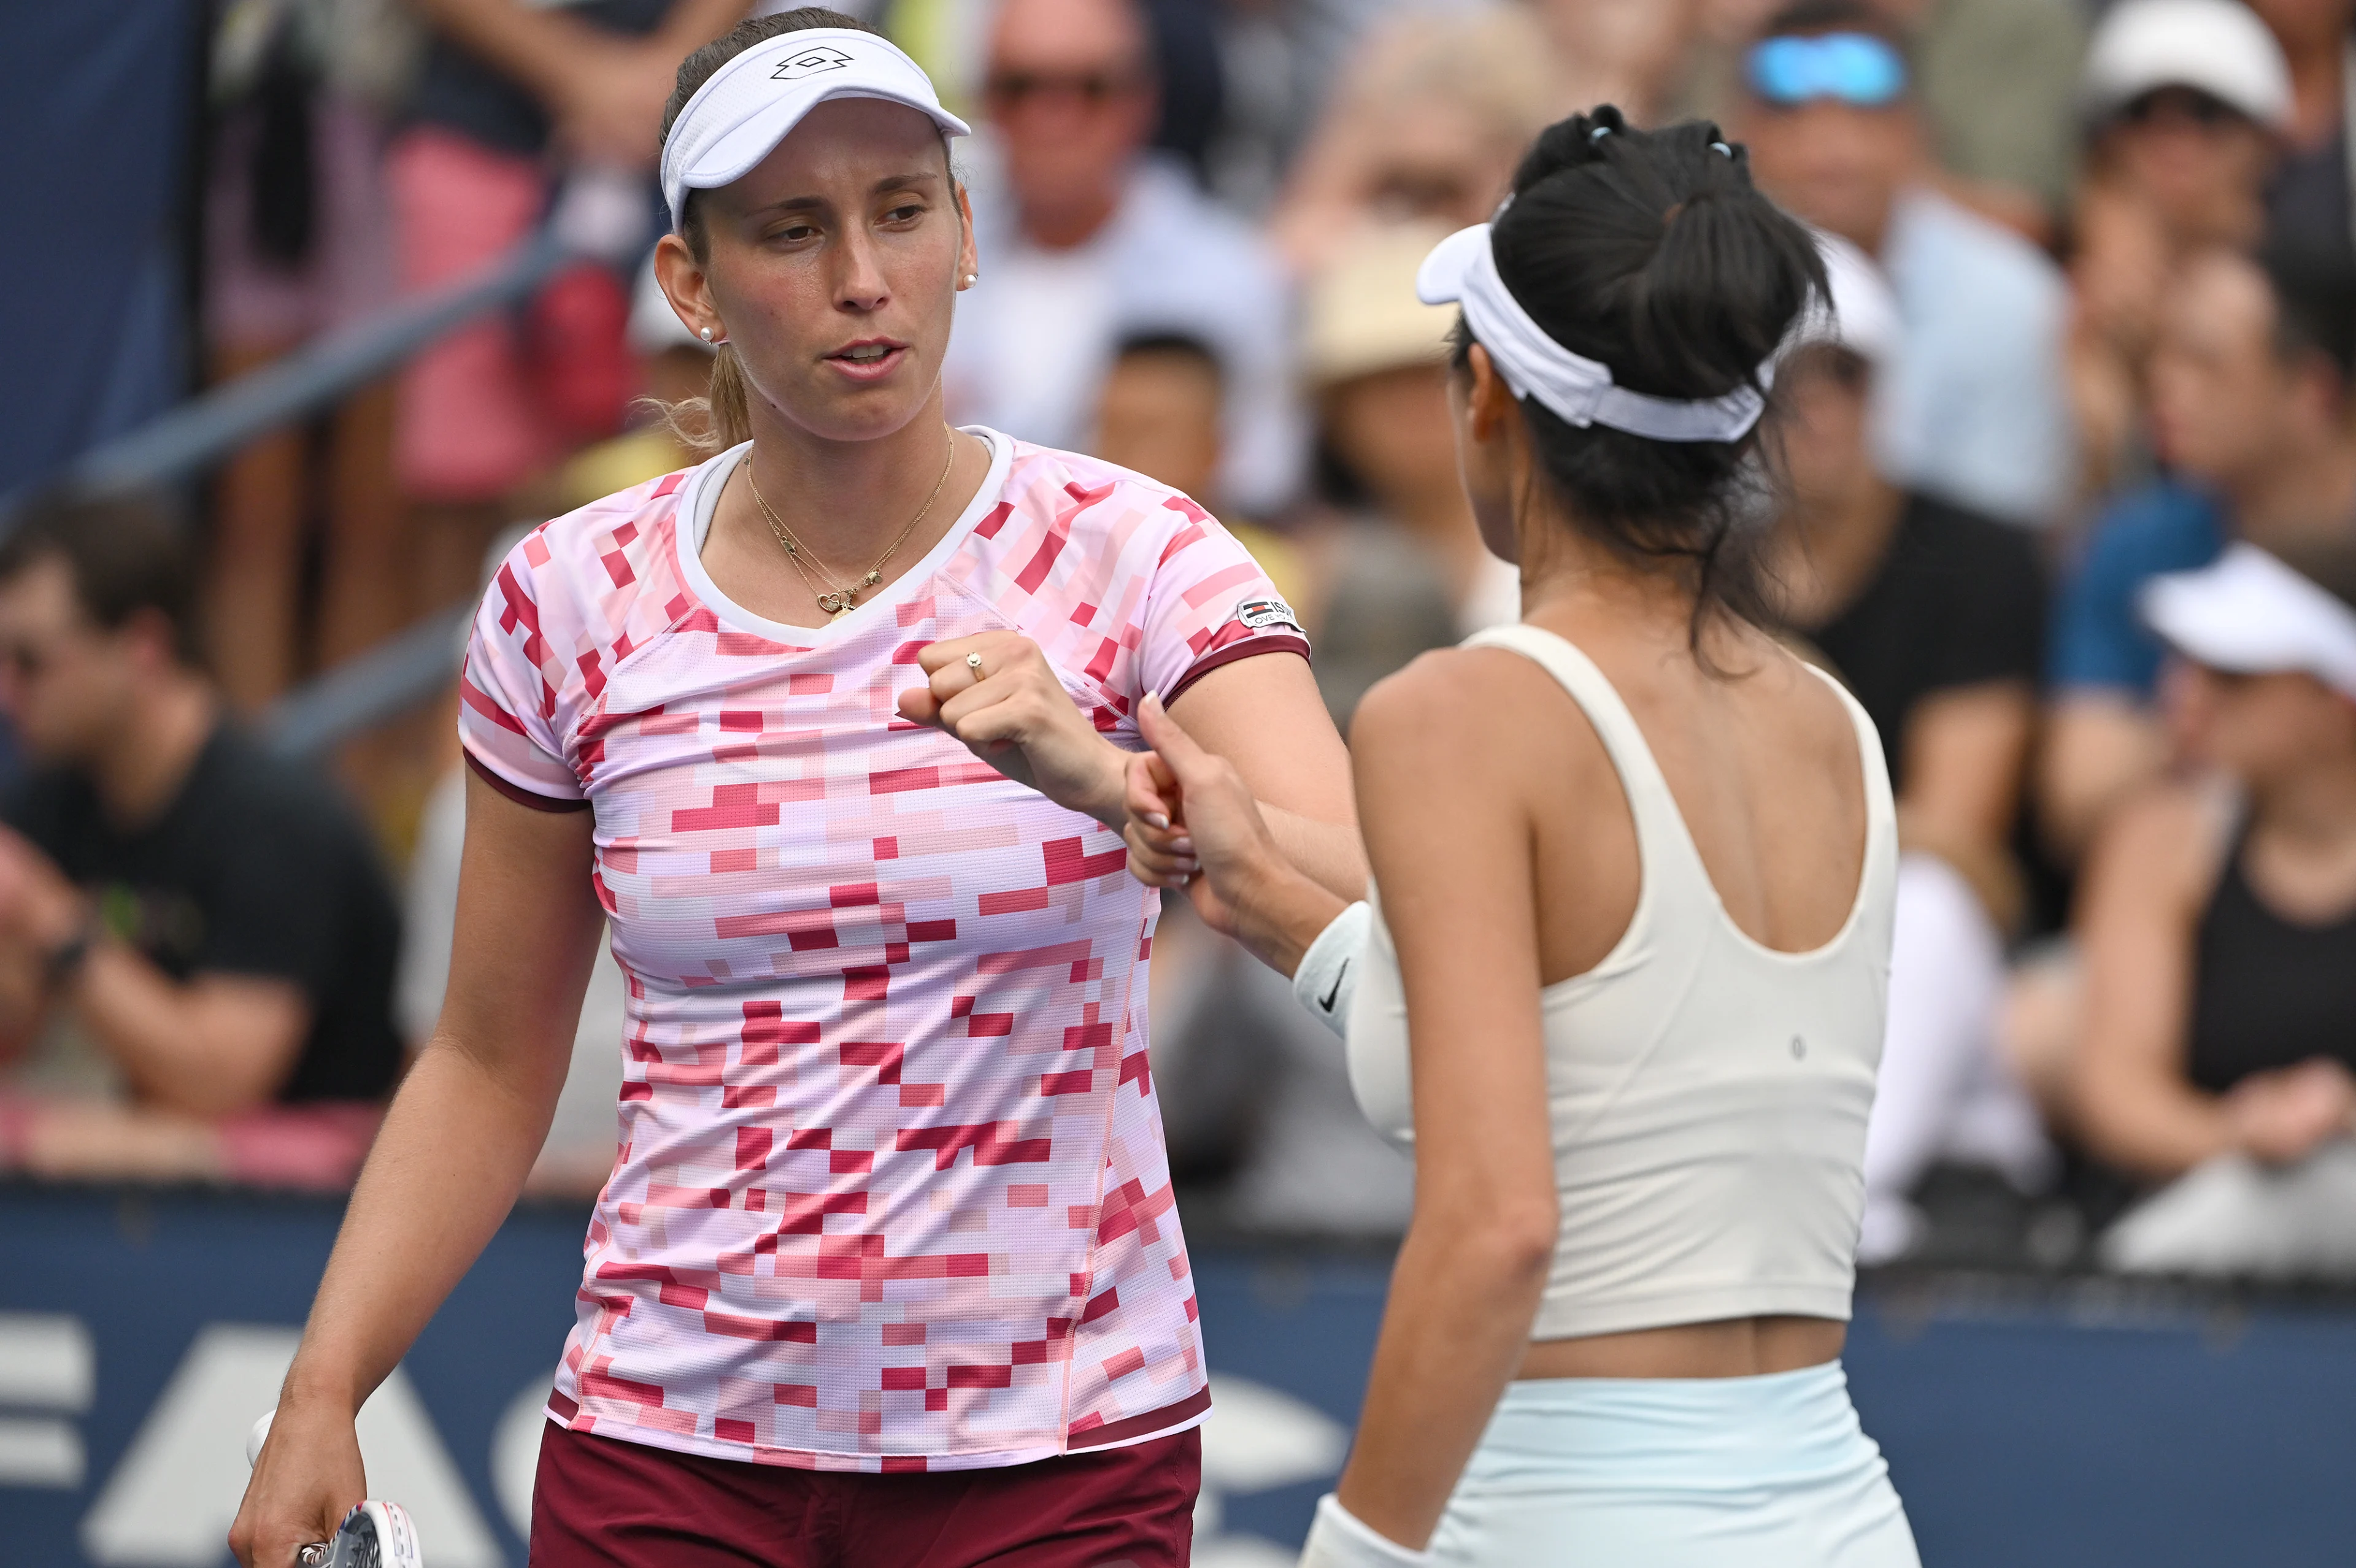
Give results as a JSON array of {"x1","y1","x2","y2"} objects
[
  {"x1": 2081, "y1": 0, "x2": 2292, "y2": 129},
  {"x1": 1786, "y1": 229, "x2": 1902, "y2": 367},
  {"x1": 660, "y1": 28, "x2": 971, "y2": 231},
  {"x1": 2139, "y1": 542, "x2": 2356, "y2": 699}
]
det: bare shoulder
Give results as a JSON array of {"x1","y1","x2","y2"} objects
[
  {"x1": 1355, "y1": 645, "x2": 1520, "y2": 733},
  {"x1": 1747, "y1": 636, "x2": 1861, "y2": 740},
  {"x1": 1352, "y1": 645, "x2": 1603, "y2": 769},
  {"x1": 1349, "y1": 645, "x2": 1620, "y2": 855}
]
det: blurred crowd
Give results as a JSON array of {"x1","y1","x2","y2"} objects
[{"x1": 4, "y1": 0, "x2": 2356, "y2": 1286}]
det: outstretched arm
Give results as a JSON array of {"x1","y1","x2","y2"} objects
[
  {"x1": 898, "y1": 634, "x2": 1365, "y2": 903},
  {"x1": 409, "y1": 0, "x2": 747, "y2": 167},
  {"x1": 1310, "y1": 657, "x2": 1558, "y2": 1556},
  {"x1": 1120, "y1": 694, "x2": 1349, "y2": 980},
  {"x1": 231, "y1": 773, "x2": 604, "y2": 1566}
]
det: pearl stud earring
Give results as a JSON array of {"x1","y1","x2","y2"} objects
[
  {"x1": 699, "y1": 326, "x2": 715, "y2": 342},
  {"x1": 962, "y1": 273, "x2": 977, "y2": 287}
]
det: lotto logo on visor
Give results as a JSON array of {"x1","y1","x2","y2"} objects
[
  {"x1": 774, "y1": 45, "x2": 854, "y2": 80},
  {"x1": 660, "y1": 27, "x2": 971, "y2": 230},
  {"x1": 1234, "y1": 596, "x2": 1300, "y2": 632}
]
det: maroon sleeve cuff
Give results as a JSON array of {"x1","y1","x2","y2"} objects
[
  {"x1": 465, "y1": 751, "x2": 590, "y2": 812},
  {"x1": 1162, "y1": 632, "x2": 1312, "y2": 707}
]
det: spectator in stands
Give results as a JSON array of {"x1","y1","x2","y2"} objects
[
  {"x1": 1902, "y1": 0, "x2": 2089, "y2": 244},
  {"x1": 1269, "y1": 7, "x2": 1560, "y2": 279},
  {"x1": 1090, "y1": 333, "x2": 1306, "y2": 604},
  {"x1": 1298, "y1": 223, "x2": 1519, "y2": 682},
  {"x1": 2068, "y1": 0, "x2": 2293, "y2": 503},
  {"x1": 388, "y1": 0, "x2": 746, "y2": 617},
  {"x1": 201, "y1": 0, "x2": 409, "y2": 707},
  {"x1": 2249, "y1": 0, "x2": 2356, "y2": 274},
  {"x1": 2042, "y1": 245, "x2": 2356, "y2": 861},
  {"x1": 1196, "y1": 0, "x2": 1370, "y2": 215},
  {"x1": 1677, "y1": 0, "x2": 2090, "y2": 244},
  {"x1": 1093, "y1": 334, "x2": 1226, "y2": 518},
  {"x1": 1673, "y1": 0, "x2": 2088, "y2": 245},
  {"x1": 2083, "y1": 1, "x2": 2292, "y2": 258},
  {"x1": 2077, "y1": 539, "x2": 2356, "y2": 1277},
  {"x1": 1735, "y1": 0, "x2": 2075, "y2": 529},
  {"x1": 1523, "y1": 0, "x2": 1703, "y2": 131},
  {"x1": 0, "y1": 493, "x2": 404, "y2": 1188},
  {"x1": 545, "y1": 259, "x2": 723, "y2": 508},
  {"x1": 943, "y1": 0, "x2": 1300, "y2": 514},
  {"x1": 1768, "y1": 238, "x2": 2055, "y2": 1261}
]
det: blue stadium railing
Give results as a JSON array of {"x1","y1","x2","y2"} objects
[{"x1": 40, "y1": 226, "x2": 574, "y2": 759}]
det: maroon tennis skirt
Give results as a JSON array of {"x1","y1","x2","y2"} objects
[{"x1": 527, "y1": 1420, "x2": 1200, "y2": 1567}]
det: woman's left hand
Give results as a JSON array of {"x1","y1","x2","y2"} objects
[
  {"x1": 2223, "y1": 1058, "x2": 2356, "y2": 1165},
  {"x1": 898, "y1": 632, "x2": 1126, "y2": 826}
]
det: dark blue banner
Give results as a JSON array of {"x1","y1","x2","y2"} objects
[
  {"x1": 2, "y1": 1185, "x2": 2352, "y2": 1565},
  {"x1": 0, "y1": 1, "x2": 201, "y2": 496}
]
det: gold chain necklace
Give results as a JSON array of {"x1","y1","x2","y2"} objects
[{"x1": 747, "y1": 434, "x2": 957, "y2": 620}]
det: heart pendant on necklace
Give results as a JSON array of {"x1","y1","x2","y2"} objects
[{"x1": 820, "y1": 591, "x2": 855, "y2": 618}]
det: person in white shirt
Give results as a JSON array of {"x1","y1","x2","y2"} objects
[
  {"x1": 1734, "y1": 0, "x2": 2075, "y2": 529},
  {"x1": 942, "y1": 0, "x2": 1303, "y2": 513}
]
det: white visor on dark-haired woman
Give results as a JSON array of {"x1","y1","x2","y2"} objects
[
  {"x1": 1415, "y1": 222, "x2": 1777, "y2": 444},
  {"x1": 2139, "y1": 542, "x2": 2356, "y2": 699},
  {"x1": 661, "y1": 28, "x2": 971, "y2": 230}
]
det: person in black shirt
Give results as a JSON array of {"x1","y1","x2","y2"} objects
[
  {"x1": 0, "y1": 491, "x2": 402, "y2": 1185},
  {"x1": 2076, "y1": 536, "x2": 2356, "y2": 1277},
  {"x1": 1768, "y1": 239, "x2": 2056, "y2": 1261}
]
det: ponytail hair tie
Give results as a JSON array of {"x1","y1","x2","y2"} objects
[
  {"x1": 1710, "y1": 140, "x2": 1734, "y2": 158},
  {"x1": 1590, "y1": 123, "x2": 1613, "y2": 143}
]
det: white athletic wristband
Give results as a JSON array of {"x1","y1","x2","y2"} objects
[
  {"x1": 1290, "y1": 901, "x2": 1371, "y2": 1037},
  {"x1": 1299, "y1": 1492, "x2": 1435, "y2": 1568}
]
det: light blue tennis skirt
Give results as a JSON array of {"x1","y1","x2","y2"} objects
[{"x1": 1426, "y1": 1361, "x2": 1920, "y2": 1568}]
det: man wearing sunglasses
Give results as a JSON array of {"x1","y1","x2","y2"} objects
[
  {"x1": 1738, "y1": 0, "x2": 2074, "y2": 533},
  {"x1": 941, "y1": 0, "x2": 1299, "y2": 515},
  {"x1": 0, "y1": 492, "x2": 402, "y2": 1185}
]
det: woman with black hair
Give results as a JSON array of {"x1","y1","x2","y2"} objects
[{"x1": 1123, "y1": 108, "x2": 1920, "y2": 1566}]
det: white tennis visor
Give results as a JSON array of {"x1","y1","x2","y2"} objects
[
  {"x1": 1415, "y1": 221, "x2": 1774, "y2": 444},
  {"x1": 661, "y1": 28, "x2": 971, "y2": 231},
  {"x1": 2139, "y1": 542, "x2": 2356, "y2": 700}
]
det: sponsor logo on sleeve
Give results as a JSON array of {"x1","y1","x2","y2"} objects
[{"x1": 1233, "y1": 596, "x2": 1301, "y2": 634}]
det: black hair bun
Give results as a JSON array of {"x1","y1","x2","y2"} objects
[
  {"x1": 1510, "y1": 104, "x2": 1639, "y2": 192},
  {"x1": 1466, "y1": 109, "x2": 1830, "y2": 647},
  {"x1": 1492, "y1": 108, "x2": 1817, "y2": 404}
]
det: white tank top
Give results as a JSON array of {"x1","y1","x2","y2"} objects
[{"x1": 1345, "y1": 624, "x2": 1898, "y2": 1339}]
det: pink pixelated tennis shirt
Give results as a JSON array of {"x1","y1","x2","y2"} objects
[{"x1": 459, "y1": 431, "x2": 1307, "y2": 1471}]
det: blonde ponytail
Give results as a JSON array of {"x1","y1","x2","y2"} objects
[
  {"x1": 704, "y1": 343, "x2": 753, "y2": 450},
  {"x1": 655, "y1": 342, "x2": 752, "y2": 456}
]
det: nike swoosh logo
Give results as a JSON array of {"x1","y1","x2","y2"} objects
[{"x1": 1319, "y1": 960, "x2": 1349, "y2": 1013}]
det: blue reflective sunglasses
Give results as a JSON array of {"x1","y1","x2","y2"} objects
[{"x1": 1746, "y1": 33, "x2": 1909, "y2": 108}]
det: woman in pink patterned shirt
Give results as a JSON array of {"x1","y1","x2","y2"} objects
[{"x1": 232, "y1": 11, "x2": 1358, "y2": 1567}]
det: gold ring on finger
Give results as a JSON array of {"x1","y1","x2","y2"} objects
[{"x1": 966, "y1": 652, "x2": 984, "y2": 675}]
